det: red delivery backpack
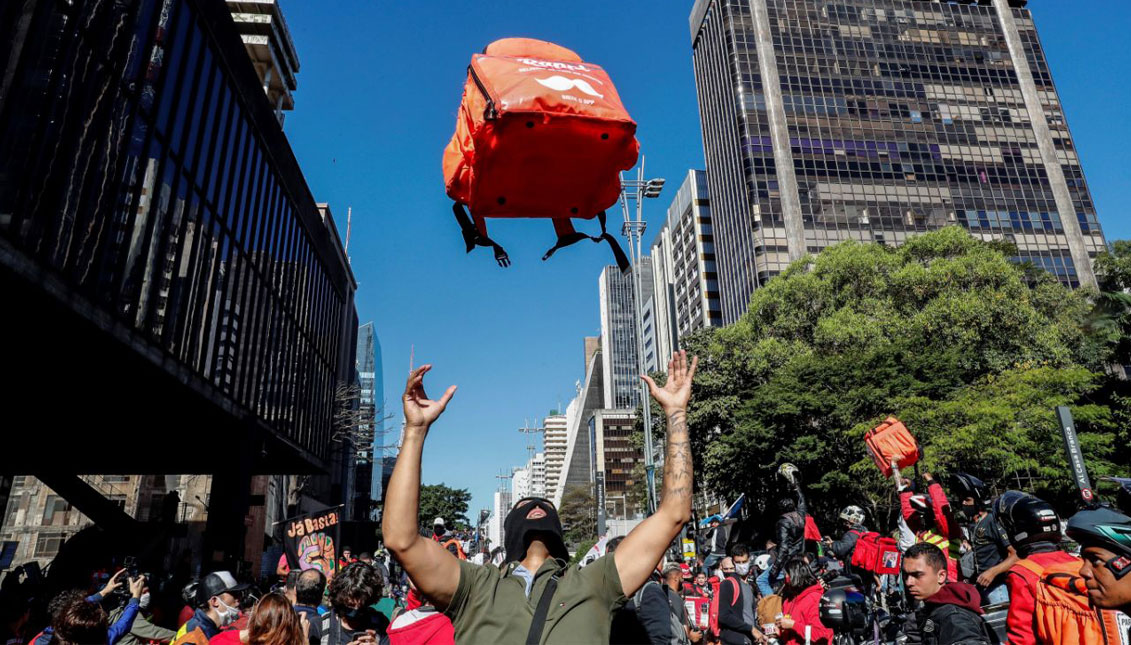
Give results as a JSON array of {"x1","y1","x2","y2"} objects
[
  {"x1": 865, "y1": 417, "x2": 920, "y2": 478},
  {"x1": 442, "y1": 38, "x2": 639, "y2": 269},
  {"x1": 708, "y1": 576, "x2": 739, "y2": 639},
  {"x1": 850, "y1": 532, "x2": 902, "y2": 575}
]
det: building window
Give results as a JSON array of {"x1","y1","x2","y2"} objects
[
  {"x1": 35, "y1": 533, "x2": 66, "y2": 557},
  {"x1": 42, "y1": 496, "x2": 71, "y2": 526}
]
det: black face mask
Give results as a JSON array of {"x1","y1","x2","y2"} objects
[
  {"x1": 433, "y1": 525, "x2": 445, "y2": 537},
  {"x1": 504, "y1": 497, "x2": 568, "y2": 563}
]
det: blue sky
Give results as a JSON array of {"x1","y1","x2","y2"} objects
[{"x1": 280, "y1": 1, "x2": 1131, "y2": 520}]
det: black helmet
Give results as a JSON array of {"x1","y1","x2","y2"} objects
[
  {"x1": 994, "y1": 490, "x2": 1061, "y2": 550},
  {"x1": 948, "y1": 472, "x2": 987, "y2": 508},
  {"x1": 1066, "y1": 506, "x2": 1131, "y2": 579},
  {"x1": 819, "y1": 587, "x2": 868, "y2": 632}
]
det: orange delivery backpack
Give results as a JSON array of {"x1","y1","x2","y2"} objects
[
  {"x1": 865, "y1": 416, "x2": 920, "y2": 478},
  {"x1": 442, "y1": 38, "x2": 639, "y2": 269},
  {"x1": 1014, "y1": 558, "x2": 1129, "y2": 645}
]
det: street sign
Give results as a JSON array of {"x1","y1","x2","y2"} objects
[{"x1": 1055, "y1": 406, "x2": 1094, "y2": 506}]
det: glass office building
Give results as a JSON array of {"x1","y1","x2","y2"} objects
[
  {"x1": 690, "y1": 0, "x2": 1105, "y2": 324},
  {"x1": 0, "y1": 0, "x2": 357, "y2": 467}
]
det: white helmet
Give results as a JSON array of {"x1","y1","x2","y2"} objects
[
  {"x1": 754, "y1": 554, "x2": 772, "y2": 572},
  {"x1": 839, "y1": 505, "x2": 866, "y2": 525}
]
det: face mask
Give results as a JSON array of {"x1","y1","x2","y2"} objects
[
  {"x1": 503, "y1": 498, "x2": 567, "y2": 563},
  {"x1": 139, "y1": 592, "x2": 151, "y2": 610},
  {"x1": 214, "y1": 598, "x2": 239, "y2": 627},
  {"x1": 735, "y1": 562, "x2": 751, "y2": 576}
]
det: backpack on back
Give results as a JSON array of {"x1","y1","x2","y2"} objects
[
  {"x1": 849, "y1": 531, "x2": 902, "y2": 575},
  {"x1": 442, "y1": 38, "x2": 639, "y2": 269},
  {"x1": 1015, "y1": 558, "x2": 1129, "y2": 645},
  {"x1": 708, "y1": 576, "x2": 739, "y2": 639}
]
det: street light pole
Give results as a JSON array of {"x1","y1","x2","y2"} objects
[{"x1": 619, "y1": 157, "x2": 665, "y2": 516}]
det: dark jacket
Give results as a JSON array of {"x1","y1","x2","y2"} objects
[
  {"x1": 916, "y1": 582, "x2": 993, "y2": 645},
  {"x1": 635, "y1": 580, "x2": 674, "y2": 645},
  {"x1": 830, "y1": 524, "x2": 866, "y2": 562},
  {"x1": 769, "y1": 487, "x2": 807, "y2": 580},
  {"x1": 294, "y1": 604, "x2": 321, "y2": 645},
  {"x1": 717, "y1": 573, "x2": 752, "y2": 645}
]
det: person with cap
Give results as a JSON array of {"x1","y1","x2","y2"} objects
[
  {"x1": 994, "y1": 490, "x2": 1077, "y2": 645},
  {"x1": 171, "y1": 571, "x2": 249, "y2": 645},
  {"x1": 382, "y1": 351, "x2": 699, "y2": 644},
  {"x1": 1066, "y1": 504, "x2": 1131, "y2": 642}
]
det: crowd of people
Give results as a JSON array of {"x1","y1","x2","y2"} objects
[{"x1": 2, "y1": 351, "x2": 1130, "y2": 644}]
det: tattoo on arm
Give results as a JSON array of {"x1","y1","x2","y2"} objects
[{"x1": 663, "y1": 411, "x2": 692, "y2": 501}]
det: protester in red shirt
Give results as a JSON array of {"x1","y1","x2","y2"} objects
[
  {"x1": 776, "y1": 557, "x2": 833, "y2": 645},
  {"x1": 995, "y1": 491, "x2": 1077, "y2": 645}
]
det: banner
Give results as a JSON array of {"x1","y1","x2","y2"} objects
[{"x1": 283, "y1": 507, "x2": 342, "y2": 575}]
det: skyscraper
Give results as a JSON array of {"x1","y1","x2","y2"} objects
[
  {"x1": 356, "y1": 321, "x2": 387, "y2": 513},
  {"x1": 598, "y1": 259, "x2": 653, "y2": 409},
  {"x1": 690, "y1": 0, "x2": 1105, "y2": 325},
  {"x1": 542, "y1": 413, "x2": 568, "y2": 502},
  {"x1": 650, "y1": 169, "x2": 721, "y2": 370}
]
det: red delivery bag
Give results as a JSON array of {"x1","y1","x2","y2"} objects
[
  {"x1": 442, "y1": 38, "x2": 640, "y2": 269},
  {"x1": 872, "y1": 537, "x2": 902, "y2": 575},
  {"x1": 850, "y1": 533, "x2": 902, "y2": 575},
  {"x1": 865, "y1": 417, "x2": 919, "y2": 478}
]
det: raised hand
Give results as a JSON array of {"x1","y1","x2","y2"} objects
[
  {"x1": 99, "y1": 569, "x2": 127, "y2": 597},
  {"x1": 128, "y1": 574, "x2": 146, "y2": 599},
  {"x1": 403, "y1": 364, "x2": 457, "y2": 431},
  {"x1": 641, "y1": 350, "x2": 698, "y2": 413}
]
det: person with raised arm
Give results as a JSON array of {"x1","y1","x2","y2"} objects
[{"x1": 381, "y1": 351, "x2": 698, "y2": 644}]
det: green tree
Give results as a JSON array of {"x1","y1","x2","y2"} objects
[
  {"x1": 419, "y1": 483, "x2": 471, "y2": 533},
  {"x1": 684, "y1": 227, "x2": 1124, "y2": 529},
  {"x1": 559, "y1": 484, "x2": 597, "y2": 546}
]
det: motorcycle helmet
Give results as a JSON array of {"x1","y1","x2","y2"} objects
[
  {"x1": 819, "y1": 587, "x2": 868, "y2": 632},
  {"x1": 994, "y1": 490, "x2": 1061, "y2": 550},
  {"x1": 839, "y1": 505, "x2": 866, "y2": 526},
  {"x1": 1066, "y1": 506, "x2": 1131, "y2": 580}
]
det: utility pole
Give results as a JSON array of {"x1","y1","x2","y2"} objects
[{"x1": 619, "y1": 157, "x2": 665, "y2": 516}]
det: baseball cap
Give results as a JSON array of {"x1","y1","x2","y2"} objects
[
  {"x1": 433, "y1": 517, "x2": 445, "y2": 525},
  {"x1": 197, "y1": 570, "x2": 250, "y2": 604}
]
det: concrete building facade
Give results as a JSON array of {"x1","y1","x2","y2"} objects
[
  {"x1": 599, "y1": 260, "x2": 653, "y2": 409},
  {"x1": 690, "y1": 0, "x2": 1105, "y2": 324},
  {"x1": 649, "y1": 169, "x2": 721, "y2": 368}
]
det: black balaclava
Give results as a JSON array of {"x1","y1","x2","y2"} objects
[{"x1": 503, "y1": 497, "x2": 569, "y2": 564}]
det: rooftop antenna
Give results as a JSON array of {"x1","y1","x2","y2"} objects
[
  {"x1": 495, "y1": 471, "x2": 513, "y2": 491},
  {"x1": 519, "y1": 418, "x2": 545, "y2": 461}
]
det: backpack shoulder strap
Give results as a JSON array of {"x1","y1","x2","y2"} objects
[
  {"x1": 1014, "y1": 559, "x2": 1046, "y2": 577},
  {"x1": 526, "y1": 567, "x2": 564, "y2": 645},
  {"x1": 727, "y1": 577, "x2": 740, "y2": 607}
]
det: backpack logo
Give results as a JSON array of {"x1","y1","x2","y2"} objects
[
  {"x1": 519, "y1": 58, "x2": 591, "y2": 72},
  {"x1": 535, "y1": 76, "x2": 604, "y2": 98}
]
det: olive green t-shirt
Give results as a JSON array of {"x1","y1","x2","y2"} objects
[{"x1": 444, "y1": 554, "x2": 626, "y2": 644}]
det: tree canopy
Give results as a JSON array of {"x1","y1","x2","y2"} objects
[
  {"x1": 678, "y1": 227, "x2": 1126, "y2": 531},
  {"x1": 419, "y1": 483, "x2": 471, "y2": 532}
]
